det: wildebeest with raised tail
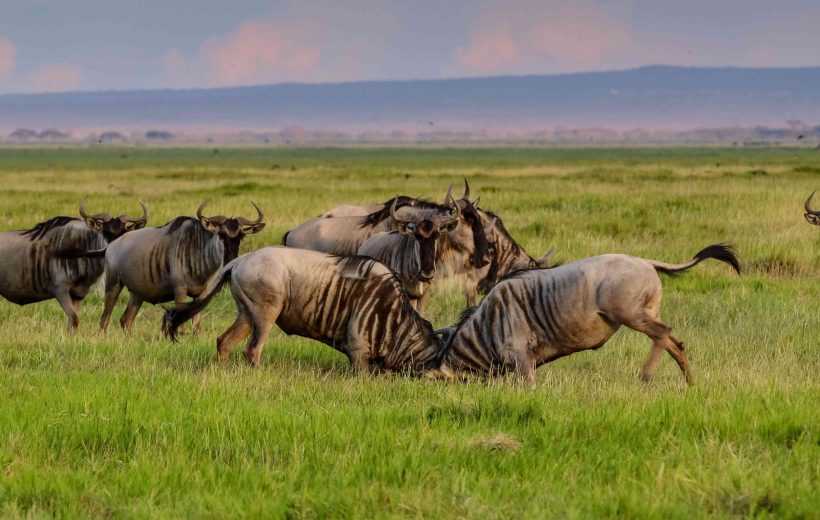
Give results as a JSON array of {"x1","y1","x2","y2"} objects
[
  {"x1": 432, "y1": 244, "x2": 740, "y2": 385},
  {"x1": 0, "y1": 200, "x2": 148, "y2": 330},
  {"x1": 96, "y1": 201, "x2": 265, "y2": 331},
  {"x1": 163, "y1": 248, "x2": 442, "y2": 372},
  {"x1": 805, "y1": 191, "x2": 819, "y2": 225}
]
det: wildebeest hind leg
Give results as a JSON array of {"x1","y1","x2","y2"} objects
[
  {"x1": 628, "y1": 315, "x2": 692, "y2": 385},
  {"x1": 243, "y1": 300, "x2": 283, "y2": 367},
  {"x1": 217, "y1": 310, "x2": 251, "y2": 362}
]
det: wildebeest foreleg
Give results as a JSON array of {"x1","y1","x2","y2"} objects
[
  {"x1": 55, "y1": 289, "x2": 80, "y2": 332},
  {"x1": 119, "y1": 293, "x2": 144, "y2": 331}
]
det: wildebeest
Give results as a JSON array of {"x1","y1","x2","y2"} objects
[
  {"x1": 450, "y1": 207, "x2": 553, "y2": 303},
  {"x1": 312, "y1": 181, "x2": 492, "y2": 304},
  {"x1": 357, "y1": 197, "x2": 461, "y2": 306},
  {"x1": 96, "y1": 201, "x2": 265, "y2": 331},
  {"x1": 0, "y1": 201, "x2": 148, "y2": 330},
  {"x1": 805, "y1": 191, "x2": 819, "y2": 225},
  {"x1": 282, "y1": 186, "x2": 480, "y2": 257},
  {"x1": 432, "y1": 244, "x2": 740, "y2": 385},
  {"x1": 163, "y1": 248, "x2": 441, "y2": 372},
  {"x1": 318, "y1": 203, "x2": 382, "y2": 219}
]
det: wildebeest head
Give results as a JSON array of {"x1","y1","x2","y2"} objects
[
  {"x1": 197, "y1": 201, "x2": 266, "y2": 262},
  {"x1": 80, "y1": 199, "x2": 148, "y2": 242},
  {"x1": 805, "y1": 191, "x2": 820, "y2": 225},
  {"x1": 453, "y1": 179, "x2": 491, "y2": 268},
  {"x1": 391, "y1": 194, "x2": 460, "y2": 281}
]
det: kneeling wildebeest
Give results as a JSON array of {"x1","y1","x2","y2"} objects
[
  {"x1": 432, "y1": 244, "x2": 740, "y2": 386},
  {"x1": 805, "y1": 191, "x2": 819, "y2": 225},
  {"x1": 163, "y1": 248, "x2": 442, "y2": 372},
  {"x1": 0, "y1": 200, "x2": 147, "y2": 330},
  {"x1": 97, "y1": 201, "x2": 265, "y2": 331}
]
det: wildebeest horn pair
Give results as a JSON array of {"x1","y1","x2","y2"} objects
[
  {"x1": 391, "y1": 188, "x2": 460, "y2": 230},
  {"x1": 80, "y1": 198, "x2": 148, "y2": 226},
  {"x1": 196, "y1": 200, "x2": 265, "y2": 227},
  {"x1": 805, "y1": 191, "x2": 819, "y2": 225}
]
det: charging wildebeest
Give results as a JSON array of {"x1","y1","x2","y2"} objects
[
  {"x1": 0, "y1": 201, "x2": 148, "y2": 330},
  {"x1": 805, "y1": 191, "x2": 819, "y2": 225},
  {"x1": 163, "y1": 248, "x2": 442, "y2": 372},
  {"x1": 432, "y1": 244, "x2": 741, "y2": 385},
  {"x1": 95, "y1": 201, "x2": 265, "y2": 331}
]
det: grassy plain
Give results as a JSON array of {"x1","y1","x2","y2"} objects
[{"x1": 0, "y1": 147, "x2": 818, "y2": 518}]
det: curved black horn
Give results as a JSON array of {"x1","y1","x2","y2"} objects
[
  {"x1": 442, "y1": 184, "x2": 454, "y2": 205},
  {"x1": 462, "y1": 177, "x2": 470, "y2": 200},
  {"x1": 196, "y1": 200, "x2": 210, "y2": 222},
  {"x1": 79, "y1": 198, "x2": 90, "y2": 220},
  {"x1": 238, "y1": 201, "x2": 265, "y2": 225},
  {"x1": 127, "y1": 200, "x2": 149, "y2": 224},
  {"x1": 79, "y1": 198, "x2": 106, "y2": 220},
  {"x1": 805, "y1": 191, "x2": 818, "y2": 214},
  {"x1": 390, "y1": 197, "x2": 413, "y2": 223}
]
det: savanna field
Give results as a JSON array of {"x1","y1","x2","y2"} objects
[{"x1": 0, "y1": 147, "x2": 818, "y2": 518}]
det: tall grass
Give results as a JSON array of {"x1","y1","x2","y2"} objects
[{"x1": 0, "y1": 147, "x2": 818, "y2": 518}]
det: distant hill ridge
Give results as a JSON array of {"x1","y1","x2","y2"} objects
[{"x1": 2, "y1": 66, "x2": 819, "y2": 131}]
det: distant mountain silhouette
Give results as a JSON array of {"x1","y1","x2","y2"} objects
[{"x1": 2, "y1": 66, "x2": 819, "y2": 131}]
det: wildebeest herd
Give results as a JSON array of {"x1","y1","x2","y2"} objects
[{"x1": 1, "y1": 182, "x2": 816, "y2": 385}]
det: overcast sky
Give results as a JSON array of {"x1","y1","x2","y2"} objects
[{"x1": 1, "y1": 0, "x2": 819, "y2": 94}]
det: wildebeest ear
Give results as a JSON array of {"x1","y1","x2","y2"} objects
[{"x1": 241, "y1": 221, "x2": 266, "y2": 234}]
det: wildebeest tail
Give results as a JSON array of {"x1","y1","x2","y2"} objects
[
  {"x1": 281, "y1": 230, "x2": 290, "y2": 246},
  {"x1": 648, "y1": 243, "x2": 741, "y2": 275},
  {"x1": 162, "y1": 261, "x2": 235, "y2": 341}
]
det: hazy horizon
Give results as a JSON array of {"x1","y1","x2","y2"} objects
[{"x1": 2, "y1": 0, "x2": 820, "y2": 95}]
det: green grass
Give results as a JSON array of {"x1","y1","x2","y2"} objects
[{"x1": 0, "y1": 147, "x2": 818, "y2": 518}]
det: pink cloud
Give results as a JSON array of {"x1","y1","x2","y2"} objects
[
  {"x1": 456, "y1": 2, "x2": 634, "y2": 74},
  {"x1": 202, "y1": 20, "x2": 321, "y2": 86},
  {"x1": 30, "y1": 64, "x2": 82, "y2": 92},
  {"x1": 0, "y1": 36, "x2": 15, "y2": 79},
  {"x1": 456, "y1": 28, "x2": 520, "y2": 73}
]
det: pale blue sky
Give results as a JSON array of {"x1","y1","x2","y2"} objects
[{"x1": 1, "y1": 0, "x2": 819, "y2": 94}]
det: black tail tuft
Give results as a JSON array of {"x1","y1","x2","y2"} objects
[
  {"x1": 162, "y1": 266, "x2": 233, "y2": 341},
  {"x1": 281, "y1": 230, "x2": 290, "y2": 246},
  {"x1": 694, "y1": 243, "x2": 741, "y2": 274}
]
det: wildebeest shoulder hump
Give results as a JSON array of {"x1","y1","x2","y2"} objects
[{"x1": 20, "y1": 216, "x2": 79, "y2": 241}]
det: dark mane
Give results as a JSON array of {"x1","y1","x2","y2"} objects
[
  {"x1": 461, "y1": 202, "x2": 490, "y2": 268},
  {"x1": 21, "y1": 216, "x2": 79, "y2": 241},
  {"x1": 360, "y1": 197, "x2": 445, "y2": 228},
  {"x1": 482, "y1": 209, "x2": 523, "y2": 252},
  {"x1": 165, "y1": 216, "x2": 198, "y2": 235}
]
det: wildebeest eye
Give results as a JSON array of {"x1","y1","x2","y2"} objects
[
  {"x1": 406, "y1": 222, "x2": 417, "y2": 231},
  {"x1": 445, "y1": 221, "x2": 458, "y2": 232}
]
